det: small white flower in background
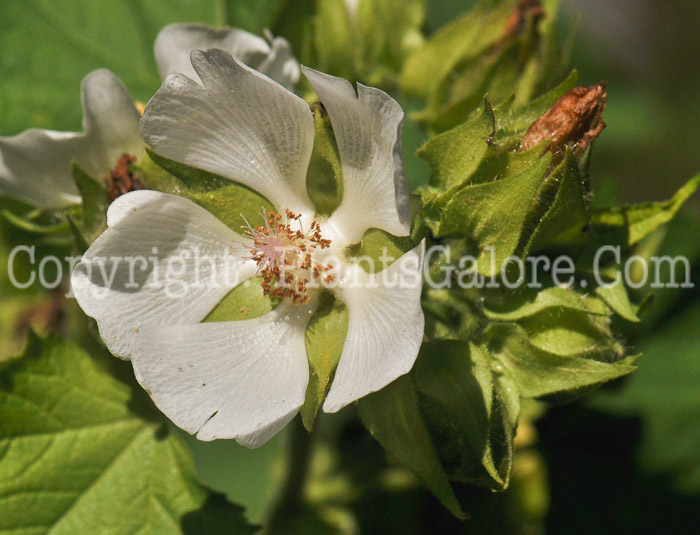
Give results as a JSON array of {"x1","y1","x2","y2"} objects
[
  {"x1": 155, "y1": 23, "x2": 300, "y2": 90},
  {"x1": 71, "y1": 49, "x2": 425, "y2": 448},
  {"x1": 0, "y1": 24, "x2": 300, "y2": 209},
  {"x1": 0, "y1": 70, "x2": 142, "y2": 209}
]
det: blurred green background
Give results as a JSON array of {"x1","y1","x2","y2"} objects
[{"x1": 1, "y1": 0, "x2": 699, "y2": 533}]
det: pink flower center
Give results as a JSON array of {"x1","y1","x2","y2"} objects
[{"x1": 241, "y1": 209, "x2": 334, "y2": 304}]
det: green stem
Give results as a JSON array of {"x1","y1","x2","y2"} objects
[{"x1": 266, "y1": 417, "x2": 315, "y2": 531}]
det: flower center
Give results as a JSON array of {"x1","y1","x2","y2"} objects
[
  {"x1": 241, "y1": 209, "x2": 334, "y2": 304},
  {"x1": 107, "y1": 153, "x2": 144, "y2": 203}
]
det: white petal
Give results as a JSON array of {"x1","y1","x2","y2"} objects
[
  {"x1": 0, "y1": 70, "x2": 141, "y2": 209},
  {"x1": 303, "y1": 67, "x2": 410, "y2": 243},
  {"x1": 141, "y1": 49, "x2": 315, "y2": 215},
  {"x1": 154, "y1": 23, "x2": 270, "y2": 81},
  {"x1": 71, "y1": 191, "x2": 255, "y2": 360},
  {"x1": 79, "y1": 69, "x2": 143, "y2": 177},
  {"x1": 323, "y1": 241, "x2": 425, "y2": 413},
  {"x1": 0, "y1": 129, "x2": 84, "y2": 208},
  {"x1": 132, "y1": 302, "x2": 315, "y2": 447},
  {"x1": 257, "y1": 32, "x2": 301, "y2": 90}
]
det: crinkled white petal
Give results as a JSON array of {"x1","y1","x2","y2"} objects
[
  {"x1": 141, "y1": 49, "x2": 315, "y2": 215},
  {"x1": 154, "y1": 23, "x2": 269, "y2": 81},
  {"x1": 0, "y1": 69, "x2": 141, "y2": 209},
  {"x1": 324, "y1": 241, "x2": 425, "y2": 413},
  {"x1": 0, "y1": 129, "x2": 84, "y2": 208},
  {"x1": 256, "y1": 31, "x2": 301, "y2": 90},
  {"x1": 71, "y1": 191, "x2": 255, "y2": 360},
  {"x1": 303, "y1": 66, "x2": 410, "y2": 243},
  {"x1": 132, "y1": 301, "x2": 315, "y2": 447},
  {"x1": 79, "y1": 69, "x2": 143, "y2": 177}
]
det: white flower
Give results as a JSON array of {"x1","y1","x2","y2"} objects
[
  {"x1": 71, "y1": 49, "x2": 425, "y2": 448},
  {"x1": 0, "y1": 70, "x2": 142, "y2": 209},
  {"x1": 0, "y1": 25, "x2": 300, "y2": 209},
  {"x1": 155, "y1": 23, "x2": 300, "y2": 90}
]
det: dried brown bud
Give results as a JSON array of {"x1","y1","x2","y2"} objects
[
  {"x1": 520, "y1": 82, "x2": 608, "y2": 160},
  {"x1": 107, "y1": 153, "x2": 144, "y2": 203}
]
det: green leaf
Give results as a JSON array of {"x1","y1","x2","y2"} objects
[
  {"x1": 593, "y1": 304, "x2": 700, "y2": 493},
  {"x1": 626, "y1": 211, "x2": 700, "y2": 327},
  {"x1": 72, "y1": 162, "x2": 108, "y2": 243},
  {"x1": 301, "y1": 294, "x2": 348, "y2": 431},
  {"x1": 0, "y1": 332, "x2": 256, "y2": 535},
  {"x1": 357, "y1": 375, "x2": 464, "y2": 519},
  {"x1": 486, "y1": 323, "x2": 637, "y2": 399},
  {"x1": 416, "y1": 97, "x2": 495, "y2": 190},
  {"x1": 591, "y1": 173, "x2": 700, "y2": 247},
  {"x1": 0, "y1": 0, "x2": 221, "y2": 135}
]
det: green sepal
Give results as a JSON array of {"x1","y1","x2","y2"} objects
[
  {"x1": 594, "y1": 277, "x2": 641, "y2": 323},
  {"x1": 300, "y1": 293, "x2": 348, "y2": 431},
  {"x1": 65, "y1": 215, "x2": 89, "y2": 255},
  {"x1": 71, "y1": 162, "x2": 108, "y2": 243},
  {"x1": 181, "y1": 186, "x2": 271, "y2": 234},
  {"x1": 347, "y1": 228, "x2": 413, "y2": 271},
  {"x1": 525, "y1": 149, "x2": 591, "y2": 255},
  {"x1": 306, "y1": 104, "x2": 344, "y2": 216},
  {"x1": 516, "y1": 307, "x2": 623, "y2": 359},
  {"x1": 416, "y1": 97, "x2": 495, "y2": 190},
  {"x1": 141, "y1": 149, "x2": 272, "y2": 233},
  {"x1": 204, "y1": 279, "x2": 276, "y2": 323},
  {"x1": 425, "y1": 154, "x2": 552, "y2": 276},
  {"x1": 145, "y1": 147, "x2": 230, "y2": 191}
]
